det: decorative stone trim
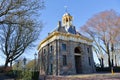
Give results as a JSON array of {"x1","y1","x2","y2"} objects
[{"x1": 38, "y1": 31, "x2": 93, "y2": 50}]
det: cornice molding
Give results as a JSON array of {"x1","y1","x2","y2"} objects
[{"x1": 37, "y1": 31, "x2": 93, "y2": 50}]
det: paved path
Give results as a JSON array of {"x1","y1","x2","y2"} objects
[
  {"x1": 46, "y1": 73, "x2": 120, "y2": 80},
  {"x1": 1, "y1": 72, "x2": 120, "y2": 80}
]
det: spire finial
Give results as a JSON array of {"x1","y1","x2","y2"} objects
[{"x1": 64, "y1": 6, "x2": 68, "y2": 13}]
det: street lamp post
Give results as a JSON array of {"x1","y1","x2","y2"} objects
[
  {"x1": 34, "y1": 53, "x2": 37, "y2": 72},
  {"x1": 23, "y1": 57, "x2": 27, "y2": 71}
]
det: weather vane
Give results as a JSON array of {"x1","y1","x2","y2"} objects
[{"x1": 64, "y1": 6, "x2": 68, "y2": 13}]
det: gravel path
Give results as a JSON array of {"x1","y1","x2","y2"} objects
[{"x1": 46, "y1": 73, "x2": 120, "y2": 80}]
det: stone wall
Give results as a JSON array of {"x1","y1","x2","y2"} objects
[
  {"x1": 39, "y1": 39, "x2": 95, "y2": 76},
  {"x1": 58, "y1": 40, "x2": 95, "y2": 75}
]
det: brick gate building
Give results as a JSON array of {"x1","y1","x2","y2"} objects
[{"x1": 38, "y1": 12, "x2": 95, "y2": 75}]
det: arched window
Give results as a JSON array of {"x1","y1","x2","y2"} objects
[{"x1": 74, "y1": 47, "x2": 81, "y2": 53}]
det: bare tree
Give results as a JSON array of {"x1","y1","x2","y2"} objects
[
  {"x1": 81, "y1": 27, "x2": 104, "y2": 68},
  {"x1": 0, "y1": 0, "x2": 44, "y2": 68},
  {"x1": 81, "y1": 10, "x2": 120, "y2": 68},
  {"x1": 0, "y1": 0, "x2": 44, "y2": 25}
]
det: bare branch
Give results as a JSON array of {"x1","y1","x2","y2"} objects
[{"x1": 0, "y1": 0, "x2": 44, "y2": 67}]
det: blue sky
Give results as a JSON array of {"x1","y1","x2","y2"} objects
[
  {"x1": 0, "y1": 0, "x2": 120, "y2": 65},
  {"x1": 40, "y1": 0, "x2": 120, "y2": 40}
]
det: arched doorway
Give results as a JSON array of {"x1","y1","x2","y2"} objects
[{"x1": 74, "y1": 47, "x2": 82, "y2": 74}]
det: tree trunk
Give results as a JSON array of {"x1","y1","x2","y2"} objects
[
  {"x1": 115, "y1": 55, "x2": 117, "y2": 67},
  {"x1": 106, "y1": 43, "x2": 111, "y2": 68},
  {"x1": 98, "y1": 58, "x2": 101, "y2": 67},
  {"x1": 10, "y1": 60, "x2": 12, "y2": 67},
  {"x1": 101, "y1": 58, "x2": 104, "y2": 68},
  {"x1": 108, "y1": 53, "x2": 111, "y2": 68},
  {"x1": 4, "y1": 59, "x2": 9, "y2": 69}
]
